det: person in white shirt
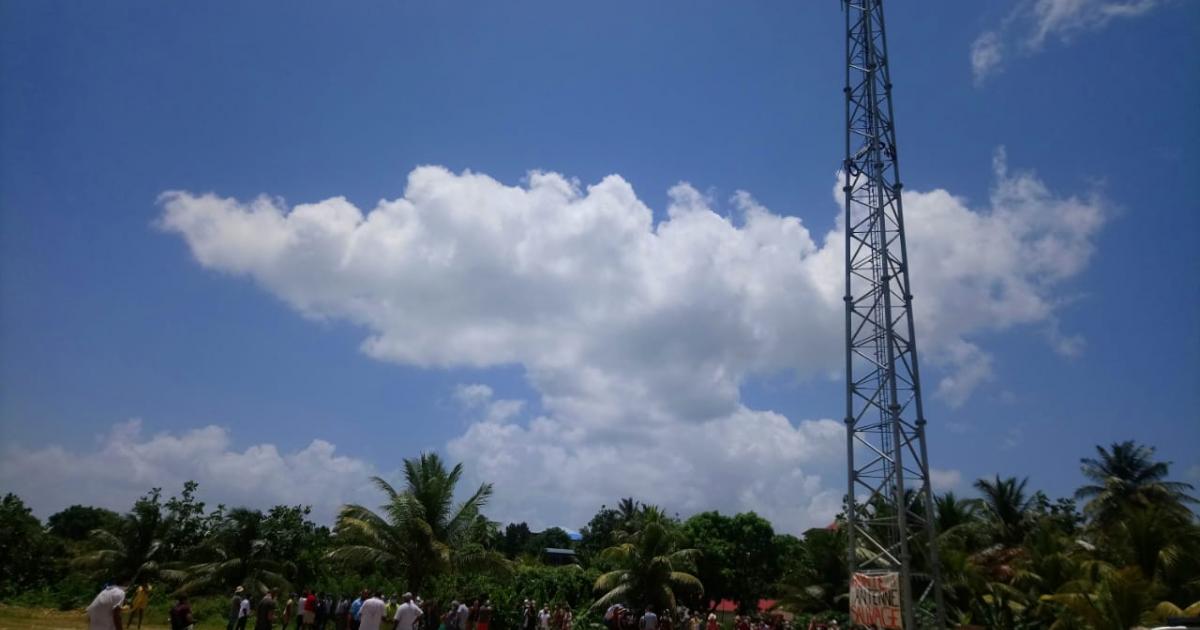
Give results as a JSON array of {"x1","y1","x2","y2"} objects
[
  {"x1": 359, "y1": 592, "x2": 387, "y2": 630},
  {"x1": 457, "y1": 601, "x2": 469, "y2": 630},
  {"x1": 237, "y1": 597, "x2": 251, "y2": 630},
  {"x1": 640, "y1": 606, "x2": 658, "y2": 630},
  {"x1": 86, "y1": 584, "x2": 126, "y2": 630},
  {"x1": 394, "y1": 593, "x2": 423, "y2": 630},
  {"x1": 538, "y1": 607, "x2": 550, "y2": 630}
]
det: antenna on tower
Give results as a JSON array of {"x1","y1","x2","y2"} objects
[{"x1": 841, "y1": 0, "x2": 947, "y2": 627}]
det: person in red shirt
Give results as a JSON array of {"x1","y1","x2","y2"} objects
[{"x1": 304, "y1": 592, "x2": 318, "y2": 629}]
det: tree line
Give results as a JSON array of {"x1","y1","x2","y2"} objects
[{"x1": 1, "y1": 442, "x2": 1197, "y2": 628}]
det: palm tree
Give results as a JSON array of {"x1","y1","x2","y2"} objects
[
  {"x1": 592, "y1": 514, "x2": 702, "y2": 612},
  {"x1": 974, "y1": 476, "x2": 1036, "y2": 547},
  {"x1": 74, "y1": 490, "x2": 172, "y2": 584},
  {"x1": 329, "y1": 453, "x2": 507, "y2": 592},
  {"x1": 1043, "y1": 565, "x2": 1155, "y2": 630},
  {"x1": 934, "y1": 492, "x2": 980, "y2": 536},
  {"x1": 177, "y1": 508, "x2": 292, "y2": 595},
  {"x1": 1076, "y1": 441, "x2": 1197, "y2": 526},
  {"x1": 773, "y1": 527, "x2": 848, "y2": 614}
]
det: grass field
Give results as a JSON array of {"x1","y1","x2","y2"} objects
[{"x1": 0, "y1": 604, "x2": 227, "y2": 630}]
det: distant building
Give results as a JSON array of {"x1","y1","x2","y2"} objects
[{"x1": 542, "y1": 547, "x2": 578, "y2": 566}]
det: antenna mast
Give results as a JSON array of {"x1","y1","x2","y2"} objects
[{"x1": 842, "y1": 0, "x2": 947, "y2": 627}]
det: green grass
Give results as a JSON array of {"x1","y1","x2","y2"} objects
[{"x1": 0, "y1": 603, "x2": 229, "y2": 630}]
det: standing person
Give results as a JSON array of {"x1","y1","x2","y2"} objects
[
  {"x1": 358, "y1": 592, "x2": 386, "y2": 630},
  {"x1": 467, "y1": 600, "x2": 479, "y2": 630},
  {"x1": 305, "y1": 591, "x2": 319, "y2": 630},
  {"x1": 335, "y1": 596, "x2": 350, "y2": 630},
  {"x1": 640, "y1": 606, "x2": 658, "y2": 630},
  {"x1": 316, "y1": 593, "x2": 330, "y2": 630},
  {"x1": 284, "y1": 594, "x2": 297, "y2": 630},
  {"x1": 169, "y1": 595, "x2": 194, "y2": 630},
  {"x1": 256, "y1": 589, "x2": 280, "y2": 630},
  {"x1": 456, "y1": 600, "x2": 469, "y2": 630},
  {"x1": 705, "y1": 614, "x2": 718, "y2": 630},
  {"x1": 237, "y1": 595, "x2": 252, "y2": 630},
  {"x1": 659, "y1": 611, "x2": 671, "y2": 630},
  {"x1": 351, "y1": 590, "x2": 369, "y2": 630},
  {"x1": 385, "y1": 596, "x2": 398, "y2": 626},
  {"x1": 86, "y1": 583, "x2": 126, "y2": 630},
  {"x1": 127, "y1": 583, "x2": 151, "y2": 630},
  {"x1": 229, "y1": 587, "x2": 246, "y2": 630},
  {"x1": 394, "y1": 592, "x2": 423, "y2": 630},
  {"x1": 522, "y1": 601, "x2": 536, "y2": 630},
  {"x1": 563, "y1": 606, "x2": 572, "y2": 630},
  {"x1": 475, "y1": 600, "x2": 492, "y2": 630}
]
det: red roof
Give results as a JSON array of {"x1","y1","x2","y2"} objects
[{"x1": 713, "y1": 600, "x2": 778, "y2": 613}]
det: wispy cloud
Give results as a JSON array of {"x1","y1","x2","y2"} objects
[{"x1": 972, "y1": 0, "x2": 1168, "y2": 84}]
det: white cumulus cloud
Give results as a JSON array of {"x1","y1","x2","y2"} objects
[
  {"x1": 0, "y1": 419, "x2": 382, "y2": 523},
  {"x1": 149, "y1": 152, "x2": 1104, "y2": 532},
  {"x1": 971, "y1": 0, "x2": 1167, "y2": 83}
]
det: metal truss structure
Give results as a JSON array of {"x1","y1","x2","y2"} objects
[{"x1": 841, "y1": 0, "x2": 947, "y2": 627}]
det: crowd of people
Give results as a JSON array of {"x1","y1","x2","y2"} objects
[
  {"x1": 220, "y1": 588, "x2": 484, "y2": 630},
  {"x1": 86, "y1": 582, "x2": 836, "y2": 630},
  {"x1": 83, "y1": 581, "x2": 499, "y2": 630},
  {"x1": 601, "y1": 604, "x2": 799, "y2": 630}
]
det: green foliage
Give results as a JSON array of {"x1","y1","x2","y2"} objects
[
  {"x1": 73, "y1": 488, "x2": 168, "y2": 584},
  {"x1": 0, "y1": 494, "x2": 63, "y2": 597},
  {"x1": 163, "y1": 480, "x2": 215, "y2": 556},
  {"x1": 498, "y1": 523, "x2": 572, "y2": 560},
  {"x1": 592, "y1": 511, "x2": 702, "y2": 612},
  {"x1": 329, "y1": 452, "x2": 510, "y2": 593},
  {"x1": 434, "y1": 564, "x2": 600, "y2": 630},
  {"x1": 577, "y1": 506, "x2": 623, "y2": 567},
  {"x1": 177, "y1": 507, "x2": 294, "y2": 595},
  {"x1": 773, "y1": 526, "x2": 848, "y2": 615},
  {"x1": 1077, "y1": 441, "x2": 1197, "y2": 527},
  {"x1": 46, "y1": 505, "x2": 121, "y2": 542},
  {"x1": 973, "y1": 475, "x2": 1036, "y2": 546},
  {"x1": 680, "y1": 511, "x2": 783, "y2": 611},
  {"x1": 1, "y1": 439, "x2": 1196, "y2": 630}
]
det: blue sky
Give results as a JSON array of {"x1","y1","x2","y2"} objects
[{"x1": 2, "y1": 0, "x2": 1198, "y2": 532}]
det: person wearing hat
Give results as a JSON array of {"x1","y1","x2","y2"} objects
[{"x1": 228, "y1": 587, "x2": 246, "y2": 630}]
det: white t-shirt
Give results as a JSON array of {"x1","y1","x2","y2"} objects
[
  {"x1": 458, "y1": 603, "x2": 470, "y2": 627},
  {"x1": 240, "y1": 599, "x2": 251, "y2": 618},
  {"x1": 539, "y1": 610, "x2": 550, "y2": 629},
  {"x1": 359, "y1": 597, "x2": 387, "y2": 630},
  {"x1": 86, "y1": 586, "x2": 126, "y2": 630},
  {"x1": 395, "y1": 601, "x2": 423, "y2": 630}
]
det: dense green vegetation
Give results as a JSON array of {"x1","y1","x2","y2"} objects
[{"x1": 1, "y1": 441, "x2": 1196, "y2": 628}]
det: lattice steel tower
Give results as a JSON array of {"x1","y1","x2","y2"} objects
[{"x1": 841, "y1": 0, "x2": 946, "y2": 627}]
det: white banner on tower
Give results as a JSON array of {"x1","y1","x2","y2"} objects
[{"x1": 849, "y1": 572, "x2": 902, "y2": 629}]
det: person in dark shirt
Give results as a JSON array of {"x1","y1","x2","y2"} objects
[
  {"x1": 170, "y1": 595, "x2": 194, "y2": 630},
  {"x1": 256, "y1": 590, "x2": 280, "y2": 630}
]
